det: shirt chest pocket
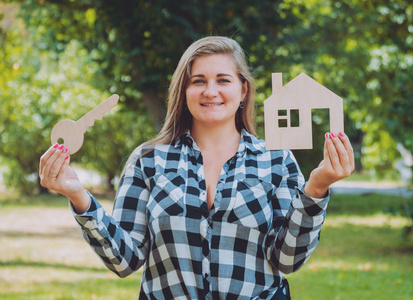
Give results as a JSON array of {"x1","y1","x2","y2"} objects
[
  {"x1": 228, "y1": 178, "x2": 275, "y2": 233},
  {"x1": 147, "y1": 173, "x2": 186, "y2": 221}
]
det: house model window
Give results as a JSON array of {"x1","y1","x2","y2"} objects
[
  {"x1": 264, "y1": 73, "x2": 344, "y2": 150},
  {"x1": 278, "y1": 109, "x2": 300, "y2": 128}
]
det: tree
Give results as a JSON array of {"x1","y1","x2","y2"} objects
[
  {"x1": 10, "y1": 0, "x2": 306, "y2": 125},
  {"x1": 0, "y1": 20, "x2": 141, "y2": 193},
  {"x1": 8, "y1": 0, "x2": 326, "y2": 176},
  {"x1": 274, "y1": 0, "x2": 413, "y2": 179},
  {"x1": 2, "y1": 0, "x2": 413, "y2": 193}
]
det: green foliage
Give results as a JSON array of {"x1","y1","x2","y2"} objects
[
  {"x1": 0, "y1": 23, "x2": 137, "y2": 193},
  {"x1": 1, "y1": 0, "x2": 413, "y2": 192},
  {"x1": 0, "y1": 27, "x2": 51, "y2": 193},
  {"x1": 362, "y1": 126, "x2": 400, "y2": 179},
  {"x1": 1, "y1": 0, "x2": 303, "y2": 192},
  {"x1": 279, "y1": 0, "x2": 413, "y2": 176},
  {"x1": 11, "y1": 0, "x2": 308, "y2": 126}
]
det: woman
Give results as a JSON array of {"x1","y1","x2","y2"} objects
[{"x1": 39, "y1": 36, "x2": 354, "y2": 299}]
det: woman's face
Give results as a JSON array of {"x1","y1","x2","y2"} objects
[{"x1": 185, "y1": 54, "x2": 247, "y2": 130}]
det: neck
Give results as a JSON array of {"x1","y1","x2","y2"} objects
[{"x1": 190, "y1": 122, "x2": 241, "y2": 152}]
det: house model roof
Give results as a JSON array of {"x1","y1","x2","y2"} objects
[{"x1": 264, "y1": 72, "x2": 344, "y2": 150}]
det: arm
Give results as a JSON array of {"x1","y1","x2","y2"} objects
[
  {"x1": 72, "y1": 159, "x2": 150, "y2": 278},
  {"x1": 267, "y1": 150, "x2": 328, "y2": 274},
  {"x1": 39, "y1": 145, "x2": 149, "y2": 277},
  {"x1": 267, "y1": 131, "x2": 354, "y2": 273}
]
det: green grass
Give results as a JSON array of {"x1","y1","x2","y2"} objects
[
  {"x1": 327, "y1": 193, "x2": 412, "y2": 216},
  {"x1": 343, "y1": 170, "x2": 402, "y2": 183},
  {"x1": 0, "y1": 190, "x2": 115, "y2": 208},
  {"x1": 1, "y1": 191, "x2": 412, "y2": 299},
  {"x1": 286, "y1": 193, "x2": 413, "y2": 299},
  {"x1": 1, "y1": 276, "x2": 139, "y2": 299},
  {"x1": 343, "y1": 171, "x2": 374, "y2": 182}
]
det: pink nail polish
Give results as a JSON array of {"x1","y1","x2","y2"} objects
[
  {"x1": 331, "y1": 132, "x2": 336, "y2": 138},
  {"x1": 65, "y1": 155, "x2": 69, "y2": 160},
  {"x1": 59, "y1": 144, "x2": 65, "y2": 150},
  {"x1": 325, "y1": 132, "x2": 330, "y2": 139},
  {"x1": 63, "y1": 147, "x2": 68, "y2": 153},
  {"x1": 53, "y1": 143, "x2": 59, "y2": 148},
  {"x1": 339, "y1": 131, "x2": 345, "y2": 137}
]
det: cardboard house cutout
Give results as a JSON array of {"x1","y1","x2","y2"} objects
[{"x1": 264, "y1": 73, "x2": 344, "y2": 150}]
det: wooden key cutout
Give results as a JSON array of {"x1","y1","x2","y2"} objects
[{"x1": 51, "y1": 94, "x2": 119, "y2": 155}]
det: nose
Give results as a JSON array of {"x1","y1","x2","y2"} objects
[{"x1": 203, "y1": 82, "x2": 218, "y2": 98}]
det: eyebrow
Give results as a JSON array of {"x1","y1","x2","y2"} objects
[{"x1": 191, "y1": 73, "x2": 234, "y2": 78}]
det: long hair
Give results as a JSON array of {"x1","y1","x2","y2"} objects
[{"x1": 122, "y1": 36, "x2": 256, "y2": 175}]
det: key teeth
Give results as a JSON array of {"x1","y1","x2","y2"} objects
[
  {"x1": 78, "y1": 94, "x2": 119, "y2": 132},
  {"x1": 87, "y1": 113, "x2": 107, "y2": 128},
  {"x1": 95, "y1": 114, "x2": 105, "y2": 121},
  {"x1": 86, "y1": 119, "x2": 96, "y2": 127}
]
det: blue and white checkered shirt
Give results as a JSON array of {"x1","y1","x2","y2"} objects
[{"x1": 73, "y1": 130, "x2": 329, "y2": 299}]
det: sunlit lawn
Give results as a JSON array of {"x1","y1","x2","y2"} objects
[
  {"x1": 287, "y1": 193, "x2": 413, "y2": 300},
  {"x1": 1, "y1": 191, "x2": 412, "y2": 299},
  {"x1": 0, "y1": 192, "x2": 141, "y2": 299}
]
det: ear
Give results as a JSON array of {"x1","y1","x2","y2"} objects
[{"x1": 241, "y1": 81, "x2": 248, "y2": 100}]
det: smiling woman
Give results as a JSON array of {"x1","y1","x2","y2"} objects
[
  {"x1": 186, "y1": 54, "x2": 248, "y2": 132},
  {"x1": 39, "y1": 36, "x2": 354, "y2": 299}
]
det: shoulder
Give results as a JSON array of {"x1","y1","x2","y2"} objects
[
  {"x1": 123, "y1": 142, "x2": 180, "y2": 178},
  {"x1": 242, "y1": 131, "x2": 302, "y2": 179},
  {"x1": 129, "y1": 143, "x2": 179, "y2": 164},
  {"x1": 242, "y1": 130, "x2": 288, "y2": 161}
]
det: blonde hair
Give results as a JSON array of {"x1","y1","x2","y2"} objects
[{"x1": 122, "y1": 36, "x2": 256, "y2": 174}]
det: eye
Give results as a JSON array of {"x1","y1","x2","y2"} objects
[
  {"x1": 192, "y1": 79, "x2": 205, "y2": 84},
  {"x1": 218, "y1": 78, "x2": 231, "y2": 83}
]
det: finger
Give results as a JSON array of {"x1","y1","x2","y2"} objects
[
  {"x1": 42, "y1": 144, "x2": 67, "y2": 180},
  {"x1": 39, "y1": 143, "x2": 60, "y2": 177},
  {"x1": 57, "y1": 154, "x2": 70, "y2": 183},
  {"x1": 40, "y1": 144, "x2": 62, "y2": 180},
  {"x1": 330, "y1": 132, "x2": 351, "y2": 169},
  {"x1": 323, "y1": 133, "x2": 332, "y2": 168},
  {"x1": 338, "y1": 131, "x2": 355, "y2": 171},
  {"x1": 325, "y1": 133, "x2": 341, "y2": 173},
  {"x1": 49, "y1": 146, "x2": 70, "y2": 180}
]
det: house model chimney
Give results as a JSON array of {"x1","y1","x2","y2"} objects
[{"x1": 272, "y1": 73, "x2": 283, "y2": 91}]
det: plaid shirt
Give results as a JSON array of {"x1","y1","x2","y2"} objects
[{"x1": 73, "y1": 130, "x2": 329, "y2": 299}]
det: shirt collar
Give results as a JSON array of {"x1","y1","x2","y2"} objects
[
  {"x1": 174, "y1": 129, "x2": 264, "y2": 155},
  {"x1": 174, "y1": 131, "x2": 194, "y2": 148},
  {"x1": 237, "y1": 129, "x2": 265, "y2": 155}
]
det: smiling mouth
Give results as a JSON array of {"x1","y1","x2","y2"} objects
[{"x1": 201, "y1": 103, "x2": 224, "y2": 106}]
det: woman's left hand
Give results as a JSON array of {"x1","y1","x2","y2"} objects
[{"x1": 304, "y1": 131, "x2": 355, "y2": 198}]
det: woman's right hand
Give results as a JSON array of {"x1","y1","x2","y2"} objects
[{"x1": 39, "y1": 143, "x2": 90, "y2": 213}]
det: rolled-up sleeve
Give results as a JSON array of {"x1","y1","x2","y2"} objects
[
  {"x1": 267, "y1": 150, "x2": 330, "y2": 274},
  {"x1": 71, "y1": 160, "x2": 150, "y2": 278}
]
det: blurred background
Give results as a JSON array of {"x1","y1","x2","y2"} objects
[{"x1": 0, "y1": 0, "x2": 412, "y2": 299}]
